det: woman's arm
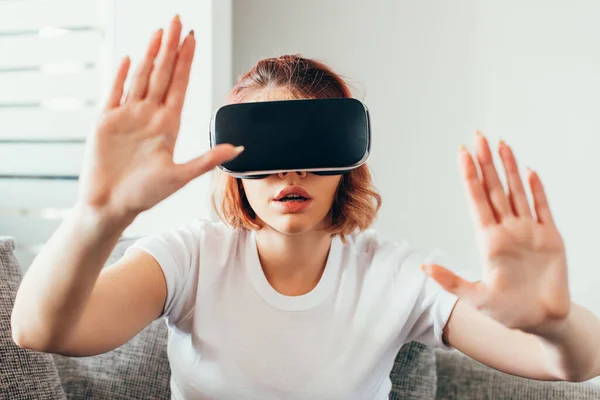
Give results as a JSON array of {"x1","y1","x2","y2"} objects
[
  {"x1": 423, "y1": 132, "x2": 600, "y2": 382},
  {"x1": 443, "y1": 298, "x2": 600, "y2": 381},
  {"x1": 11, "y1": 16, "x2": 241, "y2": 356},
  {"x1": 11, "y1": 204, "x2": 167, "y2": 356}
]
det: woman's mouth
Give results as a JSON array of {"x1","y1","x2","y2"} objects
[
  {"x1": 273, "y1": 186, "x2": 313, "y2": 212},
  {"x1": 277, "y1": 194, "x2": 308, "y2": 202}
]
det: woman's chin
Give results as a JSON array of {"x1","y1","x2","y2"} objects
[{"x1": 268, "y1": 215, "x2": 321, "y2": 236}]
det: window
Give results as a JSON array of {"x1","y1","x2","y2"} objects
[{"x1": 0, "y1": 0, "x2": 112, "y2": 269}]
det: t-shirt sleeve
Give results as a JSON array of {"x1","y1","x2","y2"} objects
[
  {"x1": 398, "y1": 249, "x2": 460, "y2": 350},
  {"x1": 123, "y1": 220, "x2": 206, "y2": 325}
]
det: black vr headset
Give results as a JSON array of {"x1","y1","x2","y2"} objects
[{"x1": 209, "y1": 98, "x2": 371, "y2": 179}]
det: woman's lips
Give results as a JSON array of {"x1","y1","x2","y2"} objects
[
  {"x1": 274, "y1": 185, "x2": 312, "y2": 201},
  {"x1": 272, "y1": 185, "x2": 313, "y2": 213}
]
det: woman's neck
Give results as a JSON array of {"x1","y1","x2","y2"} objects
[{"x1": 254, "y1": 228, "x2": 333, "y2": 296}]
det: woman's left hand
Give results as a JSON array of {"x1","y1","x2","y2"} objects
[{"x1": 423, "y1": 132, "x2": 571, "y2": 337}]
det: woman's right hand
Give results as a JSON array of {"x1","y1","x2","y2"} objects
[{"x1": 77, "y1": 15, "x2": 242, "y2": 223}]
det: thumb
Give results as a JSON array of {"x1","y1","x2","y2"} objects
[
  {"x1": 176, "y1": 144, "x2": 244, "y2": 184},
  {"x1": 421, "y1": 263, "x2": 485, "y2": 302}
]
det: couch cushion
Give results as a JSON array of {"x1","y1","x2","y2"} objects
[
  {"x1": 52, "y1": 237, "x2": 171, "y2": 400},
  {"x1": 0, "y1": 237, "x2": 67, "y2": 400},
  {"x1": 436, "y1": 349, "x2": 600, "y2": 400},
  {"x1": 389, "y1": 341, "x2": 437, "y2": 399}
]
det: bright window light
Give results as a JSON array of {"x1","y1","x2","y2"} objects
[
  {"x1": 41, "y1": 61, "x2": 86, "y2": 74},
  {"x1": 41, "y1": 98, "x2": 86, "y2": 110},
  {"x1": 38, "y1": 26, "x2": 70, "y2": 38}
]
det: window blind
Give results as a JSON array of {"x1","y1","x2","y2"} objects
[{"x1": 0, "y1": 0, "x2": 109, "y2": 269}]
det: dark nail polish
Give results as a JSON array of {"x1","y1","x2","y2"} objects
[{"x1": 189, "y1": 30, "x2": 195, "y2": 37}]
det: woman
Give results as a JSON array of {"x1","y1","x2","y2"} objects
[{"x1": 12, "y1": 15, "x2": 600, "y2": 399}]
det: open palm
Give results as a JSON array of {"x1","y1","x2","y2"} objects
[
  {"x1": 77, "y1": 16, "x2": 241, "y2": 220},
  {"x1": 424, "y1": 133, "x2": 570, "y2": 335}
]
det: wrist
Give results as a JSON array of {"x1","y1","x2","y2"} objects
[
  {"x1": 71, "y1": 202, "x2": 137, "y2": 237},
  {"x1": 535, "y1": 306, "x2": 573, "y2": 345}
]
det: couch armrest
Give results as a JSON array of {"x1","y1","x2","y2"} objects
[{"x1": 435, "y1": 349, "x2": 600, "y2": 400}]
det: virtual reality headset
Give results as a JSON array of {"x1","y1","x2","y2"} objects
[{"x1": 209, "y1": 98, "x2": 371, "y2": 179}]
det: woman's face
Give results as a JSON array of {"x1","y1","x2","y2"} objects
[
  {"x1": 242, "y1": 171, "x2": 342, "y2": 235},
  {"x1": 239, "y1": 89, "x2": 342, "y2": 236},
  {"x1": 242, "y1": 88, "x2": 342, "y2": 235}
]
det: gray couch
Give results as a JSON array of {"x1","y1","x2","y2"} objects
[{"x1": 1, "y1": 236, "x2": 599, "y2": 399}]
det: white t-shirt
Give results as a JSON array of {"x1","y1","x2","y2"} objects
[{"x1": 126, "y1": 219, "x2": 459, "y2": 400}]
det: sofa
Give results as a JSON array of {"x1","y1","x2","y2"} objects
[{"x1": 1, "y1": 236, "x2": 599, "y2": 399}]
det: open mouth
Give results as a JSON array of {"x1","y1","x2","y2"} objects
[
  {"x1": 274, "y1": 186, "x2": 312, "y2": 203},
  {"x1": 276, "y1": 194, "x2": 309, "y2": 202}
]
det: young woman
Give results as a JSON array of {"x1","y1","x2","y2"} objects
[{"x1": 12, "y1": 15, "x2": 600, "y2": 399}]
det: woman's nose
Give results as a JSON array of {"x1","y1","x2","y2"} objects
[{"x1": 277, "y1": 170, "x2": 307, "y2": 179}]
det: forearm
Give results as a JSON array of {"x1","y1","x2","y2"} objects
[
  {"x1": 11, "y1": 203, "x2": 133, "y2": 350},
  {"x1": 446, "y1": 298, "x2": 561, "y2": 380},
  {"x1": 539, "y1": 304, "x2": 600, "y2": 382},
  {"x1": 446, "y1": 298, "x2": 600, "y2": 382}
]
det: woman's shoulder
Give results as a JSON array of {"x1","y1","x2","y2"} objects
[
  {"x1": 181, "y1": 218, "x2": 233, "y2": 235},
  {"x1": 133, "y1": 218, "x2": 242, "y2": 254},
  {"x1": 345, "y1": 229, "x2": 439, "y2": 267},
  {"x1": 345, "y1": 229, "x2": 408, "y2": 255},
  {"x1": 172, "y1": 218, "x2": 243, "y2": 246}
]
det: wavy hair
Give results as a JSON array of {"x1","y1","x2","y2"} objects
[{"x1": 212, "y1": 55, "x2": 381, "y2": 239}]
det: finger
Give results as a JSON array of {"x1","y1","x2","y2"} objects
[
  {"x1": 422, "y1": 264, "x2": 485, "y2": 304},
  {"x1": 498, "y1": 140, "x2": 532, "y2": 218},
  {"x1": 460, "y1": 145, "x2": 497, "y2": 227},
  {"x1": 148, "y1": 15, "x2": 183, "y2": 104},
  {"x1": 175, "y1": 144, "x2": 244, "y2": 184},
  {"x1": 528, "y1": 169, "x2": 555, "y2": 226},
  {"x1": 475, "y1": 131, "x2": 512, "y2": 219},
  {"x1": 126, "y1": 28, "x2": 164, "y2": 102},
  {"x1": 105, "y1": 56, "x2": 131, "y2": 109},
  {"x1": 165, "y1": 31, "x2": 196, "y2": 112}
]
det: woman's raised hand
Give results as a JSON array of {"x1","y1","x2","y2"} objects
[
  {"x1": 423, "y1": 132, "x2": 570, "y2": 336},
  {"x1": 77, "y1": 15, "x2": 242, "y2": 222}
]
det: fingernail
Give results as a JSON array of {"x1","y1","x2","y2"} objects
[
  {"x1": 460, "y1": 144, "x2": 468, "y2": 153},
  {"x1": 234, "y1": 146, "x2": 245, "y2": 153},
  {"x1": 175, "y1": 14, "x2": 181, "y2": 22},
  {"x1": 156, "y1": 28, "x2": 163, "y2": 35},
  {"x1": 499, "y1": 139, "x2": 505, "y2": 146},
  {"x1": 475, "y1": 130, "x2": 482, "y2": 136},
  {"x1": 189, "y1": 29, "x2": 195, "y2": 37}
]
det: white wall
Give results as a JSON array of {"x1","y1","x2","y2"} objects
[{"x1": 233, "y1": 0, "x2": 600, "y2": 318}]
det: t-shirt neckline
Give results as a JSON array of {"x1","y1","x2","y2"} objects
[{"x1": 245, "y1": 230, "x2": 342, "y2": 312}]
